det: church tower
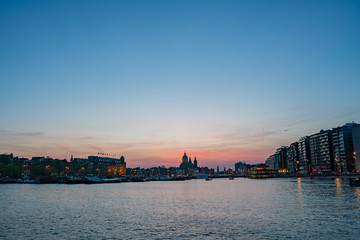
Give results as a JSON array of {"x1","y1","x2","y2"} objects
[
  {"x1": 194, "y1": 157, "x2": 198, "y2": 168},
  {"x1": 182, "y1": 152, "x2": 188, "y2": 165}
]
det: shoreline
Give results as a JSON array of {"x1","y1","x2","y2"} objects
[{"x1": 1, "y1": 173, "x2": 360, "y2": 184}]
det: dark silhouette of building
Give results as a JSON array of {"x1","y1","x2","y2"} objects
[
  {"x1": 181, "y1": 152, "x2": 188, "y2": 166},
  {"x1": 265, "y1": 122, "x2": 360, "y2": 174},
  {"x1": 179, "y1": 152, "x2": 199, "y2": 171},
  {"x1": 298, "y1": 136, "x2": 311, "y2": 174},
  {"x1": 332, "y1": 123, "x2": 359, "y2": 173},
  {"x1": 287, "y1": 142, "x2": 299, "y2": 174},
  {"x1": 309, "y1": 130, "x2": 333, "y2": 173}
]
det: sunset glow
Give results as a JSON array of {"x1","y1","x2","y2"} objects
[{"x1": 1, "y1": 1, "x2": 359, "y2": 168}]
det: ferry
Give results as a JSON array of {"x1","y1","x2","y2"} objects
[{"x1": 247, "y1": 167, "x2": 277, "y2": 179}]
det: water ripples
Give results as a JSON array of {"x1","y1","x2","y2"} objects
[{"x1": 1, "y1": 178, "x2": 360, "y2": 239}]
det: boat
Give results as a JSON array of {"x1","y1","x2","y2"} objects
[
  {"x1": 65, "y1": 176, "x2": 85, "y2": 184},
  {"x1": 56, "y1": 177, "x2": 66, "y2": 183},
  {"x1": 102, "y1": 177, "x2": 122, "y2": 183},
  {"x1": 17, "y1": 176, "x2": 40, "y2": 184},
  {"x1": 131, "y1": 177, "x2": 147, "y2": 182},
  {"x1": 349, "y1": 178, "x2": 360, "y2": 187},
  {"x1": 247, "y1": 167, "x2": 277, "y2": 179},
  {"x1": 85, "y1": 176, "x2": 103, "y2": 184},
  {"x1": 0, "y1": 178, "x2": 17, "y2": 183}
]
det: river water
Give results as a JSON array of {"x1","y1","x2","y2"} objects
[{"x1": 1, "y1": 177, "x2": 360, "y2": 239}]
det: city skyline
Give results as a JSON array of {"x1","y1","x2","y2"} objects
[
  {"x1": 2, "y1": 121, "x2": 358, "y2": 170},
  {"x1": 1, "y1": 1, "x2": 360, "y2": 168}
]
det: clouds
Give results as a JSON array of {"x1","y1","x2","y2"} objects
[
  {"x1": 0, "y1": 125, "x2": 276, "y2": 167},
  {"x1": 1, "y1": 1, "x2": 359, "y2": 168},
  {"x1": 0, "y1": 130, "x2": 45, "y2": 137}
]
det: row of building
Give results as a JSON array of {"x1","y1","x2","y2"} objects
[
  {"x1": 1, "y1": 151, "x2": 215, "y2": 178},
  {"x1": 0, "y1": 153, "x2": 127, "y2": 178},
  {"x1": 265, "y1": 122, "x2": 360, "y2": 174}
]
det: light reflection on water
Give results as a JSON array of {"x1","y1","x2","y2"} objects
[{"x1": 1, "y1": 178, "x2": 360, "y2": 239}]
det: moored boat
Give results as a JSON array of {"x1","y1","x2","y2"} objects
[
  {"x1": 85, "y1": 176, "x2": 123, "y2": 184},
  {"x1": 0, "y1": 178, "x2": 17, "y2": 183},
  {"x1": 349, "y1": 178, "x2": 360, "y2": 187},
  {"x1": 102, "y1": 177, "x2": 122, "y2": 183},
  {"x1": 84, "y1": 176, "x2": 102, "y2": 184},
  {"x1": 65, "y1": 176, "x2": 85, "y2": 184}
]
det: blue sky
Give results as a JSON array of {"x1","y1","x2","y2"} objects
[{"x1": 1, "y1": 0, "x2": 360, "y2": 168}]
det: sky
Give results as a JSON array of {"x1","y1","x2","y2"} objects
[{"x1": 1, "y1": 0, "x2": 360, "y2": 168}]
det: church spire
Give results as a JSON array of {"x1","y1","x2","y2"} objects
[{"x1": 182, "y1": 152, "x2": 188, "y2": 165}]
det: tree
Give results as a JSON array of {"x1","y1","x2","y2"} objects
[
  {"x1": 2, "y1": 164, "x2": 21, "y2": 178},
  {"x1": 31, "y1": 165, "x2": 51, "y2": 176}
]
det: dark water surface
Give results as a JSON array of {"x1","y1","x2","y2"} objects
[{"x1": 1, "y1": 178, "x2": 360, "y2": 239}]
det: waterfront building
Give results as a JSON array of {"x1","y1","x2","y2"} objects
[
  {"x1": 332, "y1": 123, "x2": 360, "y2": 173},
  {"x1": 309, "y1": 130, "x2": 333, "y2": 174},
  {"x1": 287, "y1": 142, "x2": 299, "y2": 175},
  {"x1": 276, "y1": 147, "x2": 288, "y2": 174},
  {"x1": 88, "y1": 155, "x2": 126, "y2": 176},
  {"x1": 353, "y1": 125, "x2": 360, "y2": 173},
  {"x1": 298, "y1": 136, "x2": 311, "y2": 174},
  {"x1": 235, "y1": 161, "x2": 252, "y2": 174},
  {"x1": 274, "y1": 154, "x2": 280, "y2": 170},
  {"x1": 265, "y1": 151, "x2": 281, "y2": 171},
  {"x1": 332, "y1": 125, "x2": 349, "y2": 173},
  {"x1": 265, "y1": 154, "x2": 276, "y2": 170},
  {"x1": 235, "y1": 161, "x2": 246, "y2": 174},
  {"x1": 264, "y1": 122, "x2": 360, "y2": 175}
]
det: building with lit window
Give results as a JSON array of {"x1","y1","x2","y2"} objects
[
  {"x1": 276, "y1": 147, "x2": 288, "y2": 173},
  {"x1": 309, "y1": 130, "x2": 333, "y2": 174},
  {"x1": 88, "y1": 155, "x2": 126, "y2": 176},
  {"x1": 264, "y1": 122, "x2": 360, "y2": 175},
  {"x1": 332, "y1": 123, "x2": 360, "y2": 173},
  {"x1": 298, "y1": 136, "x2": 311, "y2": 174},
  {"x1": 352, "y1": 125, "x2": 360, "y2": 173},
  {"x1": 287, "y1": 142, "x2": 299, "y2": 175},
  {"x1": 265, "y1": 154, "x2": 275, "y2": 170}
]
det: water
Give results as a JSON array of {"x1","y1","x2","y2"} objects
[{"x1": 1, "y1": 178, "x2": 360, "y2": 239}]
